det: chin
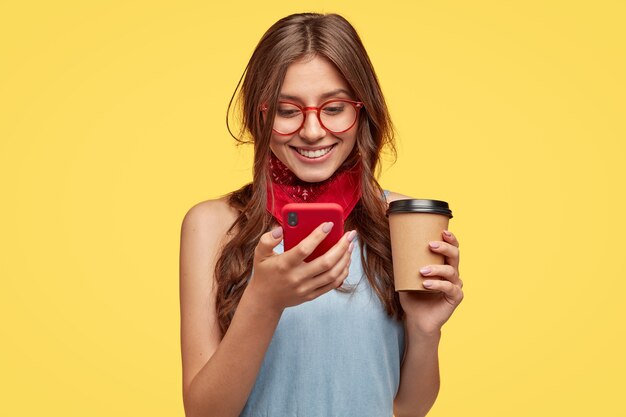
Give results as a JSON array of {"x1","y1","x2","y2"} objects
[
  {"x1": 294, "y1": 171, "x2": 333, "y2": 183},
  {"x1": 291, "y1": 166, "x2": 336, "y2": 183}
]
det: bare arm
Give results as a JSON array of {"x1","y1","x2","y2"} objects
[
  {"x1": 180, "y1": 200, "x2": 282, "y2": 417},
  {"x1": 183, "y1": 287, "x2": 283, "y2": 417},
  {"x1": 180, "y1": 199, "x2": 354, "y2": 417},
  {"x1": 385, "y1": 190, "x2": 463, "y2": 417},
  {"x1": 393, "y1": 325, "x2": 441, "y2": 417}
]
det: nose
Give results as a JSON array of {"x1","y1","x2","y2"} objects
[{"x1": 298, "y1": 110, "x2": 326, "y2": 142}]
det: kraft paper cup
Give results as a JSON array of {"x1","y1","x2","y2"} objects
[{"x1": 387, "y1": 199, "x2": 453, "y2": 292}]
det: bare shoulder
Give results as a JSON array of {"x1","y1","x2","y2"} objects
[
  {"x1": 179, "y1": 195, "x2": 240, "y2": 398},
  {"x1": 385, "y1": 190, "x2": 414, "y2": 206},
  {"x1": 179, "y1": 196, "x2": 241, "y2": 276},
  {"x1": 182, "y1": 196, "x2": 240, "y2": 236}
]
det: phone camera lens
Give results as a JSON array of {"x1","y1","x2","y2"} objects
[{"x1": 287, "y1": 212, "x2": 298, "y2": 226}]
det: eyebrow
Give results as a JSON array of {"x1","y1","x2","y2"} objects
[{"x1": 279, "y1": 88, "x2": 353, "y2": 102}]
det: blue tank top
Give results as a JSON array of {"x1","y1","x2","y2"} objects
[{"x1": 240, "y1": 190, "x2": 405, "y2": 417}]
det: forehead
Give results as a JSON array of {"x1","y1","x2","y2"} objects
[{"x1": 280, "y1": 55, "x2": 352, "y2": 100}]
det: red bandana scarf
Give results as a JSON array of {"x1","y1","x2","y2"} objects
[{"x1": 266, "y1": 152, "x2": 362, "y2": 226}]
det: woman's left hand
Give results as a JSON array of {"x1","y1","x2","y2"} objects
[{"x1": 398, "y1": 229, "x2": 464, "y2": 336}]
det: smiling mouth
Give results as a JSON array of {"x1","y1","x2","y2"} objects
[{"x1": 290, "y1": 144, "x2": 336, "y2": 158}]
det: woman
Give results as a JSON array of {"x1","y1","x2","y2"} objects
[{"x1": 179, "y1": 12, "x2": 464, "y2": 417}]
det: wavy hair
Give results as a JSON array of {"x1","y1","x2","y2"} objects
[{"x1": 215, "y1": 12, "x2": 404, "y2": 335}]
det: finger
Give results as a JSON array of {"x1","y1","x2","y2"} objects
[
  {"x1": 282, "y1": 222, "x2": 336, "y2": 267},
  {"x1": 428, "y1": 240, "x2": 460, "y2": 271},
  {"x1": 442, "y1": 230, "x2": 460, "y2": 248},
  {"x1": 301, "y1": 229, "x2": 355, "y2": 276},
  {"x1": 254, "y1": 226, "x2": 284, "y2": 260},
  {"x1": 422, "y1": 279, "x2": 464, "y2": 306},
  {"x1": 304, "y1": 275, "x2": 344, "y2": 300},
  {"x1": 305, "y1": 248, "x2": 352, "y2": 292},
  {"x1": 419, "y1": 264, "x2": 461, "y2": 286},
  {"x1": 304, "y1": 252, "x2": 351, "y2": 298}
]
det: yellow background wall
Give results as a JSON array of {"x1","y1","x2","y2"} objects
[{"x1": 1, "y1": 1, "x2": 624, "y2": 416}]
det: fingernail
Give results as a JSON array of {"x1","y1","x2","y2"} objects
[
  {"x1": 322, "y1": 222, "x2": 334, "y2": 233},
  {"x1": 420, "y1": 267, "x2": 431, "y2": 275},
  {"x1": 423, "y1": 280, "x2": 433, "y2": 287},
  {"x1": 429, "y1": 242, "x2": 440, "y2": 248},
  {"x1": 443, "y1": 230, "x2": 452, "y2": 237},
  {"x1": 271, "y1": 226, "x2": 283, "y2": 238},
  {"x1": 348, "y1": 242, "x2": 354, "y2": 252},
  {"x1": 347, "y1": 230, "x2": 357, "y2": 242}
]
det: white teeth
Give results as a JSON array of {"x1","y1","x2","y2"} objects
[{"x1": 296, "y1": 145, "x2": 333, "y2": 158}]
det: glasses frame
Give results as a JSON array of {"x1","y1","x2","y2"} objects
[{"x1": 260, "y1": 99, "x2": 364, "y2": 135}]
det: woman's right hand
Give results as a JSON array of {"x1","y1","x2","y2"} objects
[{"x1": 246, "y1": 222, "x2": 357, "y2": 314}]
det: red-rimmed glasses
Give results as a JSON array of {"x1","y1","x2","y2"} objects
[{"x1": 260, "y1": 99, "x2": 364, "y2": 135}]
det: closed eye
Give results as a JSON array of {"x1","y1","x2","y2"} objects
[
  {"x1": 322, "y1": 105, "x2": 345, "y2": 115},
  {"x1": 277, "y1": 109, "x2": 301, "y2": 118}
]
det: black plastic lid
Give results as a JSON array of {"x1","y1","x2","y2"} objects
[{"x1": 386, "y1": 199, "x2": 453, "y2": 218}]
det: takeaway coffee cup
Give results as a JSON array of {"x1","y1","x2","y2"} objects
[{"x1": 387, "y1": 199, "x2": 453, "y2": 292}]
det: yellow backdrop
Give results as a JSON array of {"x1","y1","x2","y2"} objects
[{"x1": 1, "y1": 1, "x2": 624, "y2": 416}]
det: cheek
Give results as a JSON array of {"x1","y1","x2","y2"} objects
[
  {"x1": 342, "y1": 133, "x2": 357, "y2": 151},
  {"x1": 340, "y1": 134, "x2": 359, "y2": 161},
  {"x1": 269, "y1": 134, "x2": 292, "y2": 153}
]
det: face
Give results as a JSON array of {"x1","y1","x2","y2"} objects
[{"x1": 269, "y1": 55, "x2": 359, "y2": 183}]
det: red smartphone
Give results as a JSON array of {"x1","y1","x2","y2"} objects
[{"x1": 282, "y1": 203, "x2": 344, "y2": 263}]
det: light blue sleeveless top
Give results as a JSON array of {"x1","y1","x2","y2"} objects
[{"x1": 240, "y1": 190, "x2": 405, "y2": 417}]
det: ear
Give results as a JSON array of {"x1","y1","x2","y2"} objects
[{"x1": 260, "y1": 103, "x2": 271, "y2": 124}]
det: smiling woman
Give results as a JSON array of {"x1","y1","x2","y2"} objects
[{"x1": 179, "y1": 11, "x2": 463, "y2": 417}]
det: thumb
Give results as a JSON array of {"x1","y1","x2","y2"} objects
[{"x1": 254, "y1": 226, "x2": 283, "y2": 260}]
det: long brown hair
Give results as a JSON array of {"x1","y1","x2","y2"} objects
[{"x1": 215, "y1": 12, "x2": 404, "y2": 335}]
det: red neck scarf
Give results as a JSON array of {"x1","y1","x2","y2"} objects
[{"x1": 266, "y1": 152, "x2": 362, "y2": 226}]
